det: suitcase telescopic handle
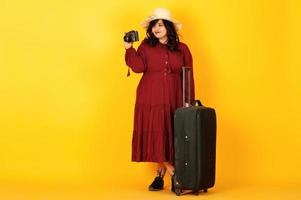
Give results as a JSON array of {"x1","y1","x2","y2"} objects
[{"x1": 182, "y1": 67, "x2": 191, "y2": 107}]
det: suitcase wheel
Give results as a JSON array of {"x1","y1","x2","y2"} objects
[
  {"x1": 204, "y1": 189, "x2": 208, "y2": 193},
  {"x1": 175, "y1": 188, "x2": 182, "y2": 196}
]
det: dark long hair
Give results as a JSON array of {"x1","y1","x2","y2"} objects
[{"x1": 146, "y1": 19, "x2": 180, "y2": 51}]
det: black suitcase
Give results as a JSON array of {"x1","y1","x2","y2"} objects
[{"x1": 173, "y1": 67, "x2": 217, "y2": 196}]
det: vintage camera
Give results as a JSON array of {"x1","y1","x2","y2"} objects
[{"x1": 123, "y1": 30, "x2": 139, "y2": 43}]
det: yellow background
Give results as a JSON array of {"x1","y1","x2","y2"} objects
[{"x1": 0, "y1": 0, "x2": 300, "y2": 196}]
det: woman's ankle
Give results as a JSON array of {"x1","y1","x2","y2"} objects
[
  {"x1": 163, "y1": 164, "x2": 174, "y2": 176},
  {"x1": 167, "y1": 168, "x2": 174, "y2": 176},
  {"x1": 156, "y1": 167, "x2": 166, "y2": 178}
]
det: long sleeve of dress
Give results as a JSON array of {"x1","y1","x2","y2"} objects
[
  {"x1": 181, "y1": 43, "x2": 195, "y2": 103},
  {"x1": 125, "y1": 43, "x2": 147, "y2": 73}
]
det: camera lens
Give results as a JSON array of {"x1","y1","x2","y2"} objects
[{"x1": 123, "y1": 35, "x2": 131, "y2": 42}]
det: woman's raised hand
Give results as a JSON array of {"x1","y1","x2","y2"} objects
[{"x1": 124, "y1": 42, "x2": 133, "y2": 49}]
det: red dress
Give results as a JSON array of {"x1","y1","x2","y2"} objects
[{"x1": 125, "y1": 39, "x2": 195, "y2": 163}]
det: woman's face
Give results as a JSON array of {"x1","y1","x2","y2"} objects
[{"x1": 152, "y1": 19, "x2": 167, "y2": 40}]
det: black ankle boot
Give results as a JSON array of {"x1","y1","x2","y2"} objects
[{"x1": 148, "y1": 176, "x2": 164, "y2": 191}]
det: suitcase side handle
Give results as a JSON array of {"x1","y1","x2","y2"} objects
[{"x1": 191, "y1": 100, "x2": 203, "y2": 107}]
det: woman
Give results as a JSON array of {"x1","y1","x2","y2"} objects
[{"x1": 124, "y1": 8, "x2": 195, "y2": 191}]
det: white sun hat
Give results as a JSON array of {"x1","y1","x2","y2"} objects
[{"x1": 141, "y1": 8, "x2": 182, "y2": 31}]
